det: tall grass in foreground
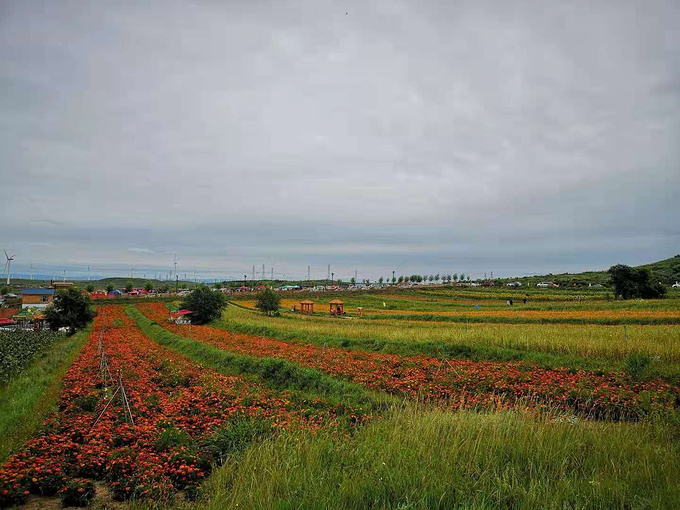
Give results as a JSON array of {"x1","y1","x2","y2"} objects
[
  {"x1": 0, "y1": 326, "x2": 90, "y2": 462},
  {"x1": 203, "y1": 405, "x2": 680, "y2": 509}
]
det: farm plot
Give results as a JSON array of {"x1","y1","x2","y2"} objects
[
  {"x1": 218, "y1": 304, "x2": 680, "y2": 367},
  {"x1": 0, "y1": 305, "x2": 367, "y2": 507},
  {"x1": 0, "y1": 330, "x2": 63, "y2": 384},
  {"x1": 235, "y1": 297, "x2": 680, "y2": 324},
  {"x1": 138, "y1": 303, "x2": 679, "y2": 420}
]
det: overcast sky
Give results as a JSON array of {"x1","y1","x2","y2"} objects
[{"x1": 1, "y1": 0, "x2": 679, "y2": 281}]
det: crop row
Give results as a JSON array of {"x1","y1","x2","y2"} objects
[
  {"x1": 0, "y1": 305, "x2": 367, "y2": 507},
  {"x1": 0, "y1": 330, "x2": 62, "y2": 384},
  {"x1": 139, "y1": 303, "x2": 680, "y2": 420}
]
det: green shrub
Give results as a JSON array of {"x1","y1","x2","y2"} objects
[
  {"x1": 59, "y1": 479, "x2": 95, "y2": 507},
  {"x1": 44, "y1": 287, "x2": 96, "y2": 334},
  {"x1": 75, "y1": 392, "x2": 99, "y2": 412},
  {"x1": 155, "y1": 425, "x2": 193, "y2": 452},
  {"x1": 255, "y1": 288, "x2": 281, "y2": 316},
  {"x1": 201, "y1": 414, "x2": 274, "y2": 466},
  {"x1": 181, "y1": 285, "x2": 227, "y2": 324},
  {"x1": 625, "y1": 351, "x2": 651, "y2": 379}
]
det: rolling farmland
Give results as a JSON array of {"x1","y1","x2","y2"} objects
[{"x1": 1, "y1": 289, "x2": 679, "y2": 507}]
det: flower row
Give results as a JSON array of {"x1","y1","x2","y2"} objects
[
  {"x1": 0, "y1": 305, "x2": 367, "y2": 507},
  {"x1": 139, "y1": 303, "x2": 679, "y2": 420}
]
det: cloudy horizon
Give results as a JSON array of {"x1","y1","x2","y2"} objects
[{"x1": 1, "y1": 0, "x2": 679, "y2": 281}]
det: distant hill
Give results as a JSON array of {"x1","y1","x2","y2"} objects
[
  {"x1": 639, "y1": 255, "x2": 680, "y2": 285},
  {"x1": 508, "y1": 255, "x2": 680, "y2": 288}
]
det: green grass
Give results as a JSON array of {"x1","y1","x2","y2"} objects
[
  {"x1": 0, "y1": 325, "x2": 91, "y2": 462},
  {"x1": 215, "y1": 306, "x2": 680, "y2": 380},
  {"x1": 202, "y1": 404, "x2": 680, "y2": 509},
  {"x1": 126, "y1": 305, "x2": 390, "y2": 411}
]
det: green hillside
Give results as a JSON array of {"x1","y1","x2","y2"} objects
[{"x1": 508, "y1": 255, "x2": 680, "y2": 288}]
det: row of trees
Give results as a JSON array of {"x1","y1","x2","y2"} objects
[
  {"x1": 345, "y1": 274, "x2": 471, "y2": 286},
  {"x1": 83, "y1": 281, "x2": 174, "y2": 294}
]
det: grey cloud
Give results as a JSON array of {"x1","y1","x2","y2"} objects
[{"x1": 1, "y1": 0, "x2": 679, "y2": 280}]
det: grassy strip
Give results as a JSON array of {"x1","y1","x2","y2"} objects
[
  {"x1": 203, "y1": 404, "x2": 680, "y2": 509},
  {"x1": 0, "y1": 325, "x2": 91, "y2": 463},
  {"x1": 215, "y1": 315, "x2": 607, "y2": 369},
  {"x1": 126, "y1": 306, "x2": 390, "y2": 410},
  {"x1": 365, "y1": 313, "x2": 680, "y2": 325}
]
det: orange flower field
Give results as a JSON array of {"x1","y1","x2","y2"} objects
[
  {"x1": 139, "y1": 303, "x2": 680, "y2": 421},
  {"x1": 0, "y1": 306, "x2": 367, "y2": 507}
]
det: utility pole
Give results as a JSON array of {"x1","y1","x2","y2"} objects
[
  {"x1": 327, "y1": 264, "x2": 331, "y2": 290},
  {"x1": 262, "y1": 264, "x2": 265, "y2": 281},
  {"x1": 271, "y1": 267, "x2": 273, "y2": 281},
  {"x1": 87, "y1": 265, "x2": 90, "y2": 281},
  {"x1": 30, "y1": 262, "x2": 34, "y2": 281},
  {"x1": 174, "y1": 254, "x2": 177, "y2": 280},
  {"x1": 131, "y1": 266, "x2": 134, "y2": 279},
  {"x1": 355, "y1": 269, "x2": 358, "y2": 282},
  {"x1": 175, "y1": 275, "x2": 179, "y2": 294},
  {"x1": 252, "y1": 265, "x2": 255, "y2": 283},
  {"x1": 307, "y1": 265, "x2": 311, "y2": 286}
]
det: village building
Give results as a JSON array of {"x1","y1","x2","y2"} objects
[
  {"x1": 51, "y1": 281, "x2": 75, "y2": 290},
  {"x1": 21, "y1": 289, "x2": 55, "y2": 309}
]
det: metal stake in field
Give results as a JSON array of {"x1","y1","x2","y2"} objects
[{"x1": 91, "y1": 369, "x2": 134, "y2": 429}]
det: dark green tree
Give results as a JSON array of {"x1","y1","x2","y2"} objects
[
  {"x1": 45, "y1": 287, "x2": 96, "y2": 335},
  {"x1": 608, "y1": 265, "x2": 666, "y2": 299},
  {"x1": 0, "y1": 286, "x2": 8, "y2": 295},
  {"x1": 181, "y1": 284, "x2": 227, "y2": 324},
  {"x1": 255, "y1": 287, "x2": 280, "y2": 316},
  {"x1": 125, "y1": 281, "x2": 134, "y2": 293},
  {"x1": 105, "y1": 283, "x2": 114, "y2": 293},
  {"x1": 350, "y1": 277, "x2": 356, "y2": 285},
  {"x1": 213, "y1": 282, "x2": 222, "y2": 290},
  {"x1": 85, "y1": 283, "x2": 95, "y2": 293},
  {"x1": 144, "y1": 281, "x2": 154, "y2": 292}
]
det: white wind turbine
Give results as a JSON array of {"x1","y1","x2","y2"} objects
[{"x1": 4, "y1": 250, "x2": 15, "y2": 285}]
